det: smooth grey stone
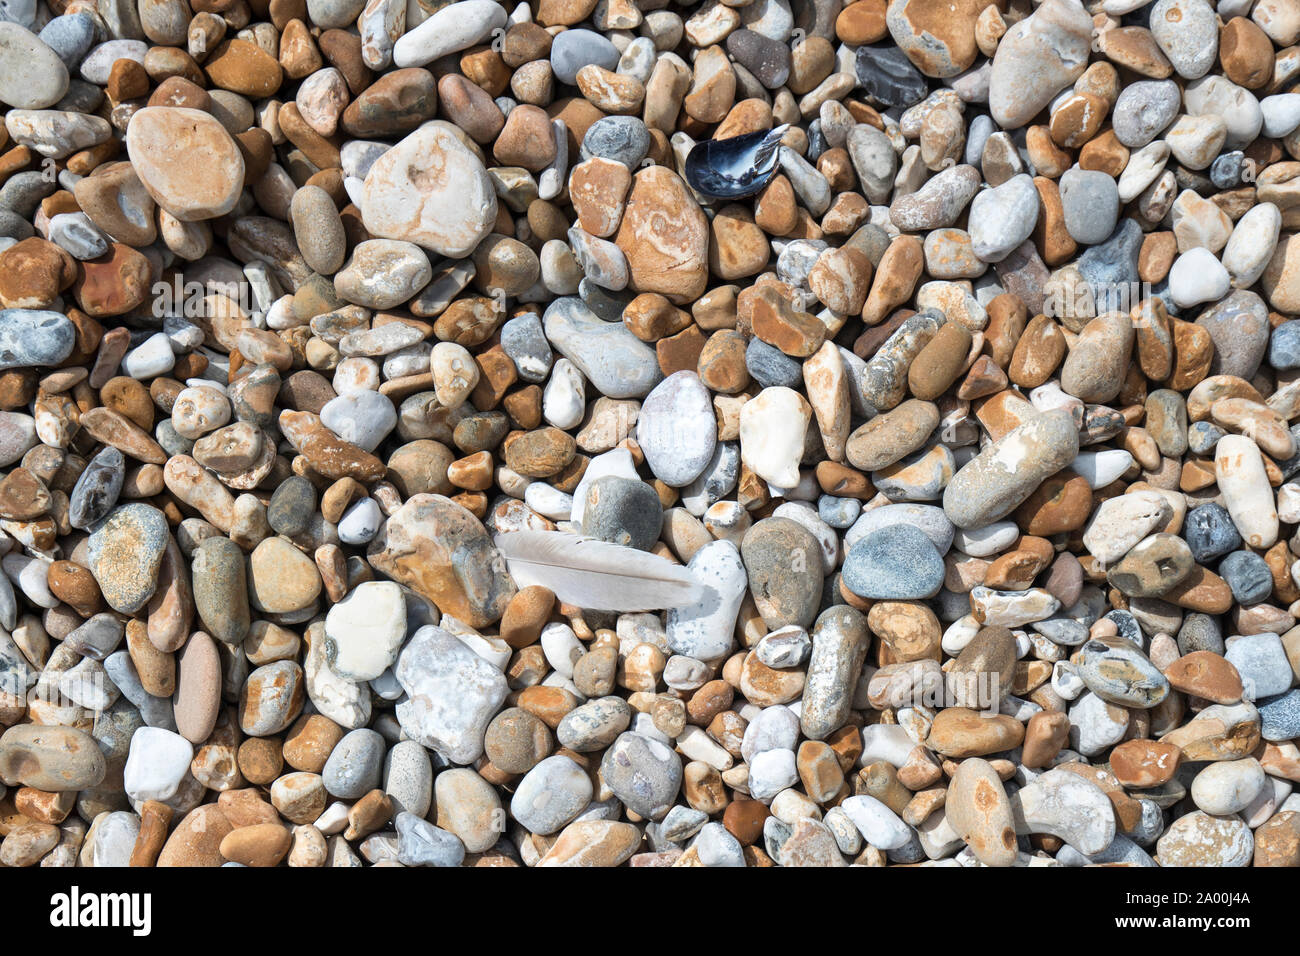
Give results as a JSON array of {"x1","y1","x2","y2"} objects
[
  {"x1": 383, "y1": 738, "x2": 433, "y2": 818},
  {"x1": 818, "y1": 495, "x2": 861, "y2": 529},
  {"x1": 0, "y1": 309, "x2": 76, "y2": 370},
  {"x1": 1059, "y1": 167, "x2": 1120, "y2": 245},
  {"x1": 0, "y1": 210, "x2": 34, "y2": 240},
  {"x1": 841, "y1": 524, "x2": 944, "y2": 600},
  {"x1": 48, "y1": 211, "x2": 108, "y2": 259},
  {"x1": 742, "y1": 517, "x2": 825, "y2": 629},
  {"x1": 38, "y1": 13, "x2": 95, "y2": 70},
  {"x1": 800, "y1": 605, "x2": 870, "y2": 740},
  {"x1": 1112, "y1": 79, "x2": 1180, "y2": 147},
  {"x1": 543, "y1": 297, "x2": 662, "y2": 399},
  {"x1": 63, "y1": 613, "x2": 124, "y2": 661},
  {"x1": 580, "y1": 115, "x2": 651, "y2": 169},
  {"x1": 321, "y1": 728, "x2": 386, "y2": 798},
  {"x1": 600, "y1": 731, "x2": 682, "y2": 821},
  {"x1": 0, "y1": 170, "x2": 55, "y2": 217},
  {"x1": 156, "y1": 419, "x2": 194, "y2": 457},
  {"x1": 52, "y1": 78, "x2": 102, "y2": 113},
  {"x1": 550, "y1": 28, "x2": 619, "y2": 85},
  {"x1": 68, "y1": 446, "x2": 125, "y2": 531},
  {"x1": 746, "y1": 336, "x2": 803, "y2": 388},
  {"x1": 1225, "y1": 633, "x2": 1293, "y2": 700},
  {"x1": 1177, "y1": 612, "x2": 1224, "y2": 655},
  {"x1": 500, "y1": 312, "x2": 553, "y2": 383},
  {"x1": 1195, "y1": 289, "x2": 1270, "y2": 380},
  {"x1": 510, "y1": 754, "x2": 592, "y2": 834},
  {"x1": 191, "y1": 536, "x2": 251, "y2": 644},
  {"x1": 581, "y1": 475, "x2": 662, "y2": 551},
  {"x1": 394, "y1": 812, "x2": 465, "y2": 867},
  {"x1": 1218, "y1": 550, "x2": 1272, "y2": 605},
  {"x1": 267, "y1": 475, "x2": 317, "y2": 537}
]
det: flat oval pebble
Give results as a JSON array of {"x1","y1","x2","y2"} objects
[
  {"x1": 636, "y1": 371, "x2": 715, "y2": 487},
  {"x1": 841, "y1": 524, "x2": 944, "y2": 600}
]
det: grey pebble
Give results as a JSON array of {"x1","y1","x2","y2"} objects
[
  {"x1": 551, "y1": 29, "x2": 619, "y2": 85},
  {"x1": 395, "y1": 812, "x2": 465, "y2": 867},
  {"x1": 68, "y1": 446, "x2": 124, "y2": 531},
  {"x1": 841, "y1": 524, "x2": 945, "y2": 600},
  {"x1": 0, "y1": 309, "x2": 76, "y2": 370},
  {"x1": 267, "y1": 475, "x2": 317, "y2": 537},
  {"x1": 1059, "y1": 167, "x2": 1120, "y2": 246},
  {"x1": 582, "y1": 475, "x2": 662, "y2": 551},
  {"x1": 581, "y1": 115, "x2": 651, "y2": 169},
  {"x1": 600, "y1": 731, "x2": 682, "y2": 821},
  {"x1": 1218, "y1": 550, "x2": 1273, "y2": 606},
  {"x1": 1112, "y1": 80, "x2": 1181, "y2": 148},
  {"x1": 322, "y1": 728, "x2": 386, "y2": 799}
]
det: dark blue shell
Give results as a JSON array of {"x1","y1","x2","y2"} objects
[{"x1": 684, "y1": 125, "x2": 789, "y2": 201}]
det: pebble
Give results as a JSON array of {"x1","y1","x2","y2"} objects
[
  {"x1": 637, "y1": 371, "x2": 715, "y2": 487},
  {"x1": 544, "y1": 297, "x2": 661, "y2": 399},
  {"x1": 841, "y1": 794, "x2": 912, "y2": 850},
  {"x1": 322, "y1": 729, "x2": 385, "y2": 799},
  {"x1": 394, "y1": 812, "x2": 465, "y2": 867},
  {"x1": 87, "y1": 503, "x2": 169, "y2": 614},
  {"x1": 551, "y1": 29, "x2": 620, "y2": 86},
  {"x1": 0, "y1": 309, "x2": 75, "y2": 370},
  {"x1": 842, "y1": 524, "x2": 944, "y2": 600},
  {"x1": 0, "y1": 724, "x2": 105, "y2": 791},
  {"x1": 987, "y1": 0, "x2": 1092, "y2": 130},
  {"x1": 943, "y1": 409, "x2": 1079, "y2": 529},
  {"x1": 126, "y1": 108, "x2": 244, "y2": 221},
  {"x1": 394, "y1": 626, "x2": 508, "y2": 765},
  {"x1": 392, "y1": 0, "x2": 505, "y2": 68},
  {"x1": 512, "y1": 754, "x2": 592, "y2": 834},
  {"x1": 969, "y1": 175, "x2": 1039, "y2": 263},
  {"x1": 0, "y1": 23, "x2": 68, "y2": 110},
  {"x1": 601, "y1": 732, "x2": 682, "y2": 821},
  {"x1": 1059, "y1": 169, "x2": 1120, "y2": 246},
  {"x1": 1157, "y1": 811, "x2": 1253, "y2": 866},
  {"x1": 123, "y1": 727, "x2": 193, "y2": 803},
  {"x1": 323, "y1": 581, "x2": 406, "y2": 681},
  {"x1": 360, "y1": 124, "x2": 496, "y2": 258},
  {"x1": 1150, "y1": 0, "x2": 1219, "y2": 79},
  {"x1": 855, "y1": 43, "x2": 927, "y2": 110},
  {"x1": 1113, "y1": 80, "x2": 1181, "y2": 148},
  {"x1": 1225, "y1": 633, "x2": 1294, "y2": 700}
]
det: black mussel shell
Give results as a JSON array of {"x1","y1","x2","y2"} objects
[{"x1": 684, "y1": 124, "x2": 789, "y2": 200}]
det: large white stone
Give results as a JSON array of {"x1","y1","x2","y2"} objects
[
  {"x1": 392, "y1": 0, "x2": 506, "y2": 67},
  {"x1": 324, "y1": 580, "x2": 407, "y2": 681},
  {"x1": 123, "y1": 727, "x2": 193, "y2": 803},
  {"x1": 359, "y1": 123, "x2": 497, "y2": 258},
  {"x1": 666, "y1": 540, "x2": 747, "y2": 661},
  {"x1": 395, "y1": 625, "x2": 509, "y2": 764}
]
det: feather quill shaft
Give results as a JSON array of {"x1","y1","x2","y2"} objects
[{"x1": 494, "y1": 531, "x2": 705, "y2": 612}]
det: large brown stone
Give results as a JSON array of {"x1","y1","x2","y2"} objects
[
  {"x1": 614, "y1": 166, "x2": 708, "y2": 304},
  {"x1": 367, "y1": 493, "x2": 517, "y2": 628}
]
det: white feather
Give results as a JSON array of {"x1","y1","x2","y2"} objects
[{"x1": 494, "y1": 530, "x2": 705, "y2": 612}]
